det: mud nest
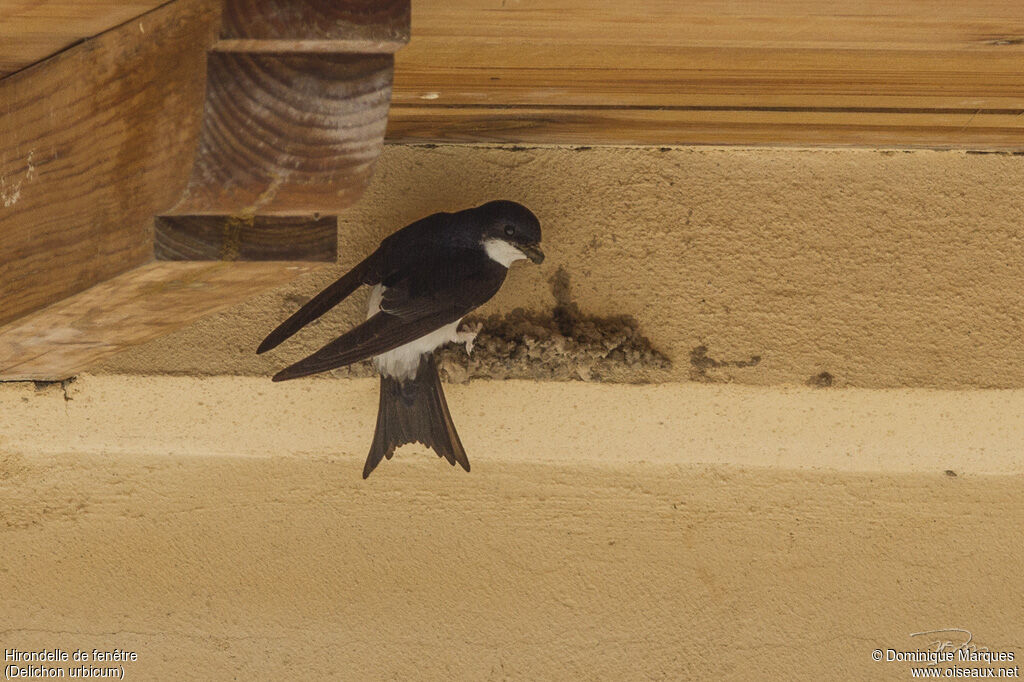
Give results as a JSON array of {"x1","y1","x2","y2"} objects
[{"x1": 436, "y1": 306, "x2": 669, "y2": 383}]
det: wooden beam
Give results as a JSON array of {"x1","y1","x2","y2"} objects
[
  {"x1": 387, "y1": 105, "x2": 1024, "y2": 148},
  {"x1": 0, "y1": 0, "x2": 220, "y2": 328},
  {"x1": 169, "y1": 51, "x2": 397, "y2": 215},
  {"x1": 169, "y1": 0, "x2": 410, "y2": 215},
  {"x1": 1, "y1": 0, "x2": 411, "y2": 379},
  {"x1": 388, "y1": 0, "x2": 1024, "y2": 148},
  {"x1": 0, "y1": 0, "x2": 166, "y2": 77},
  {"x1": 154, "y1": 216, "x2": 338, "y2": 261},
  {"x1": 219, "y1": 0, "x2": 410, "y2": 43},
  {"x1": 0, "y1": 261, "x2": 323, "y2": 381}
]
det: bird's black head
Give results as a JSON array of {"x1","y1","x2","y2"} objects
[{"x1": 470, "y1": 200, "x2": 544, "y2": 266}]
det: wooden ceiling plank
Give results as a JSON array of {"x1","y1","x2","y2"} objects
[
  {"x1": 392, "y1": 45, "x2": 1024, "y2": 109},
  {"x1": 387, "y1": 0, "x2": 1024, "y2": 147},
  {"x1": 386, "y1": 105, "x2": 1024, "y2": 149}
]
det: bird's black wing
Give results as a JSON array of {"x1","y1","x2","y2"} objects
[
  {"x1": 256, "y1": 212, "x2": 455, "y2": 355},
  {"x1": 272, "y1": 250, "x2": 507, "y2": 381},
  {"x1": 257, "y1": 255, "x2": 377, "y2": 354}
]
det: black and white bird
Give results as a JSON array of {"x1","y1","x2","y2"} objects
[{"x1": 257, "y1": 200, "x2": 544, "y2": 478}]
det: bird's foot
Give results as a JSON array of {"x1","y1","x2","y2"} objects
[{"x1": 457, "y1": 322, "x2": 483, "y2": 355}]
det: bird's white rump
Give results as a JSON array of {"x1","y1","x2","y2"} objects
[{"x1": 367, "y1": 284, "x2": 463, "y2": 381}]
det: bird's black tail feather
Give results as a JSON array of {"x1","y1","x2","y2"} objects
[{"x1": 364, "y1": 355, "x2": 470, "y2": 479}]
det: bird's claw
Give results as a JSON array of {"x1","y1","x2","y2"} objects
[{"x1": 457, "y1": 322, "x2": 483, "y2": 355}]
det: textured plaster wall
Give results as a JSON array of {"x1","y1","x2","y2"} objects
[
  {"x1": 3, "y1": 375, "x2": 1024, "y2": 475},
  {"x1": 101, "y1": 145, "x2": 1024, "y2": 388},
  {"x1": 2, "y1": 372, "x2": 1024, "y2": 473},
  {"x1": 1, "y1": 376, "x2": 1023, "y2": 679},
  {"x1": 8, "y1": 146, "x2": 1024, "y2": 679},
  {"x1": 3, "y1": 449, "x2": 1021, "y2": 680}
]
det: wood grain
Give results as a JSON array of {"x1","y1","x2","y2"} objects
[
  {"x1": 220, "y1": 0, "x2": 409, "y2": 42},
  {"x1": 170, "y1": 0, "x2": 410, "y2": 215},
  {"x1": 212, "y1": 39, "x2": 406, "y2": 53},
  {"x1": 0, "y1": 261, "x2": 324, "y2": 381},
  {"x1": 170, "y1": 51, "x2": 395, "y2": 215},
  {"x1": 1, "y1": 0, "x2": 408, "y2": 379},
  {"x1": 388, "y1": 106, "x2": 1024, "y2": 148},
  {"x1": 0, "y1": 0, "x2": 165, "y2": 77},
  {"x1": 388, "y1": 0, "x2": 1024, "y2": 148},
  {"x1": 0, "y1": 0, "x2": 220, "y2": 329},
  {"x1": 155, "y1": 215, "x2": 337, "y2": 261},
  {"x1": 9, "y1": 0, "x2": 1018, "y2": 148}
]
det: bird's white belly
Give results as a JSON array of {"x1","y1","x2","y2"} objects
[{"x1": 367, "y1": 284, "x2": 461, "y2": 380}]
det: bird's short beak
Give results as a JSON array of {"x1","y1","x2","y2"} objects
[{"x1": 521, "y1": 243, "x2": 545, "y2": 264}]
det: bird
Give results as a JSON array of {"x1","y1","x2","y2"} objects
[{"x1": 257, "y1": 200, "x2": 544, "y2": 478}]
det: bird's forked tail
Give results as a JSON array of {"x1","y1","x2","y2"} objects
[{"x1": 364, "y1": 354, "x2": 470, "y2": 479}]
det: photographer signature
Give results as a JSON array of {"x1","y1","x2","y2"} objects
[{"x1": 910, "y1": 628, "x2": 989, "y2": 663}]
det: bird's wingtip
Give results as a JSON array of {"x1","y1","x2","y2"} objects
[{"x1": 256, "y1": 336, "x2": 277, "y2": 355}]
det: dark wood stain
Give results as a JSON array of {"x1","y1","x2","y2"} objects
[{"x1": 155, "y1": 215, "x2": 337, "y2": 261}]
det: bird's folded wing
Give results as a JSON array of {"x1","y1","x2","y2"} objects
[
  {"x1": 379, "y1": 249, "x2": 508, "y2": 320},
  {"x1": 271, "y1": 251, "x2": 507, "y2": 381},
  {"x1": 271, "y1": 309, "x2": 457, "y2": 381},
  {"x1": 257, "y1": 257, "x2": 374, "y2": 354}
]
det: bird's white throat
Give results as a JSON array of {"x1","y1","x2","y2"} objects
[{"x1": 483, "y1": 238, "x2": 527, "y2": 267}]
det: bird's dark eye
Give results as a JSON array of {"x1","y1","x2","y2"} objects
[{"x1": 504, "y1": 224, "x2": 516, "y2": 237}]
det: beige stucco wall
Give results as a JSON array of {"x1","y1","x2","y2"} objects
[
  {"x1": 2, "y1": 375, "x2": 1023, "y2": 679},
  {"x1": 3, "y1": 375, "x2": 1024, "y2": 475},
  {"x1": 6, "y1": 144, "x2": 1023, "y2": 679},
  {"x1": 101, "y1": 144, "x2": 1024, "y2": 388},
  {"x1": 4, "y1": 449, "x2": 1020, "y2": 680}
]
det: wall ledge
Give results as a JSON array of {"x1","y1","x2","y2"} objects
[{"x1": 3, "y1": 374, "x2": 1021, "y2": 476}]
